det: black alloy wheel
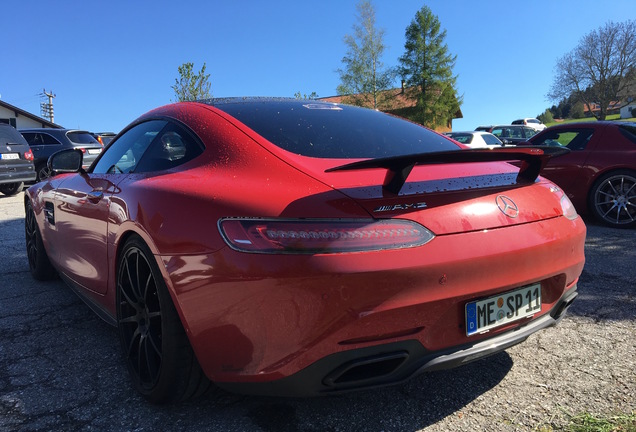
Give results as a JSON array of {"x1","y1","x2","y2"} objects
[
  {"x1": 24, "y1": 200, "x2": 56, "y2": 280},
  {"x1": 36, "y1": 164, "x2": 52, "y2": 182},
  {"x1": 116, "y1": 236, "x2": 209, "y2": 403},
  {"x1": 590, "y1": 170, "x2": 636, "y2": 228}
]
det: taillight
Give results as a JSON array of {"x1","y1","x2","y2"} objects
[
  {"x1": 24, "y1": 149, "x2": 34, "y2": 161},
  {"x1": 80, "y1": 148, "x2": 87, "y2": 153},
  {"x1": 218, "y1": 218, "x2": 434, "y2": 254}
]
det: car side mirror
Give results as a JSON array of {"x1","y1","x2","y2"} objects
[{"x1": 48, "y1": 148, "x2": 84, "y2": 174}]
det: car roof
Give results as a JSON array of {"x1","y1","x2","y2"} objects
[{"x1": 19, "y1": 128, "x2": 91, "y2": 134}]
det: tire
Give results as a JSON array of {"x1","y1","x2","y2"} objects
[
  {"x1": 0, "y1": 182, "x2": 24, "y2": 196},
  {"x1": 25, "y1": 200, "x2": 57, "y2": 280},
  {"x1": 589, "y1": 170, "x2": 636, "y2": 228},
  {"x1": 116, "y1": 236, "x2": 210, "y2": 403},
  {"x1": 36, "y1": 164, "x2": 52, "y2": 182}
]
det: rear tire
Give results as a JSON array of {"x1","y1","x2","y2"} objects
[
  {"x1": 0, "y1": 182, "x2": 24, "y2": 196},
  {"x1": 116, "y1": 236, "x2": 210, "y2": 403},
  {"x1": 589, "y1": 170, "x2": 636, "y2": 228},
  {"x1": 25, "y1": 200, "x2": 57, "y2": 280}
]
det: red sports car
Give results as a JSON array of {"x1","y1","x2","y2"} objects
[
  {"x1": 24, "y1": 99, "x2": 586, "y2": 403},
  {"x1": 526, "y1": 121, "x2": 636, "y2": 228}
]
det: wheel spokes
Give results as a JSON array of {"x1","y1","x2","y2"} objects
[{"x1": 118, "y1": 245, "x2": 163, "y2": 388}]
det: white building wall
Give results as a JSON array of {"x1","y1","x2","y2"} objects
[
  {"x1": 620, "y1": 104, "x2": 636, "y2": 119},
  {"x1": 0, "y1": 105, "x2": 57, "y2": 129}
]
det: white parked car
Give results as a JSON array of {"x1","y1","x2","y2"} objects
[
  {"x1": 512, "y1": 118, "x2": 547, "y2": 131},
  {"x1": 445, "y1": 131, "x2": 505, "y2": 148}
]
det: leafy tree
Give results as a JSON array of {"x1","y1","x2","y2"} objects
[
  {"x1": 548, "y1": 20, "x2": 636, "y2": 120},
  {"x1": 294, "y1": 91, "x2": 319, "y2": 100},
  {"x1": 172, "y1": 62, "x2": 212, "y2": 102},
  {"x1": 398, "y1": 5, "x2": 462, "y2": 128},
  {"x1": 571, "y1": 102, "x2": 585, "y2": 119},
  {"x1": 336, "y1": 0, "x2": 395, "y2": 109},
  {"x1": 537, "y1": 109, "x2": 554, "y2": 124}
]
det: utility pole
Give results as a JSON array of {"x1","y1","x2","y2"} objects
[{"x1": 40, "y1": 89, "x2": 56, "y2": 123}]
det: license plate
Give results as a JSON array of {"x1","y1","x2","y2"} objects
[
  {"x1": 87, "y1": 149, "x2": 101, "y2": 155},
  {"x1": 465, "y1": 283, "x2": 541, "y2": 336},
  {"x1": 1, "y1": 153, "x2": 19, "y2": 160}
]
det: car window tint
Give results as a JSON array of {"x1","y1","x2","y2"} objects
[
  {"x1": 92, "y1": 120, "x2": 167, "y2": 174},
  {"x1": 22, "y1": 132, "x2": 60, "y2": 145},
  {"x1": 134, "y1": 122, "x2": 204, "y2": 173},
  {"x1": 449, "y1": 133, "x2": 472, "y2": 144},
  {"x1": 216, "y1": 101, "x2": 458, "y2": 158},
  {"x1": 0, "y1": 126, "x2": 28, "y2": 146},
  {"x1": 67, "y1": 131, "x2": 100, "y2": 145},
  {"x1": 523, "y1": 127, "x2": 537, "y2": 138},
  {"x1": 618, "y1": 125, "x2": 636, "y2": 144},
  {"x1": 533, "y1": 129, "x2": 593, "y2": 150},
  {"x1": 483, "y1": 134, "x2": 501, "y2": 145},
  {"x1": 528, "y1": 119, "x2": 540, "y2": 125}
]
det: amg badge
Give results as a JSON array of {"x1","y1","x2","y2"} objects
[{"x1": 374, "y1": 202, "x2": 427, "y2": 213}]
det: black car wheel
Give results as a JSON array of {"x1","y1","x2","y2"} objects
[
  {"x1": 36, "y1": 164, "x2": 52, "y2": 182},
  {"x1": 590, "y1": 170, "x2": 636, "y2": 228},
  {"x1": 25, "y1": 200, "x2": 57, "y2": 280},
  {"x1": 0, "y1": 182, "x2": 23, "y2": 196},
  {"x1": 116, "y1": 236, "x2": 209, "y2": 403}
]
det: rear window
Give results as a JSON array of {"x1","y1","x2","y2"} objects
[
  {"x1": 511, "y1": 120, "x2": 524, "y2": 125},
  {"x1": 0, "y1": 125, "x2": 29, "y2": 147},
  {"x1": 67, "y1": 131, "x2": 100, "y2": 145},
  {"x1": 214, "y1": 100, "x2": 458, "y2": 158},
  {"x1": 448, "y1": 133, "x2": 473, "y2": 144}
]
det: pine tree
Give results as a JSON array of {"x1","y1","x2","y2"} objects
[{"x1": 398, "y1": 6, "x2": 462, "y2": 128}]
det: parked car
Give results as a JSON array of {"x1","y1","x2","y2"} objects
[
  {"x1": 24, "y1": 98, "x2": 585, "y2": 403},
  {"x1": 20, "y1": 128, "x2": 103, "y2": 182},
  {"x1": 91, "y1": 132, "x2": 117, "y2": 146},
  {"x1": 489, "y1": 124, "x2": 539, "y2": 145},
  {"x1": 0, "y1": 124, "x2": 36, "y2": 196},
  {"x1": 512, "y1": 118, "x2": 547, "y2": 131},
  {"x1": 474, "y1": 125, "x2": 495, "y2": 132},
  {"x1": 522, "y1": 121, "x2": 636, "y2": 228},
  {"x1": 445, "y1": 131, "x2": 504, "y2": 148}
]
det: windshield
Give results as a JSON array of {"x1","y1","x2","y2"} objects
[{"x1": 213, "y1": 100, "x2": 459, "y2": 159}]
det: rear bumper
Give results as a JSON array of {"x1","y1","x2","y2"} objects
[
  {"x1": 216, "y1": 286, "x2": 578, "y2": 397},
  {"x1": 0, "y1": 161, "x2": 36, "y2": 184}
]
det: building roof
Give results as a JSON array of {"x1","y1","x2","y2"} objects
[
  {"x1": 0, "y1": 99, "x2": 62, "y2": 128},
  {"x1": 318, "y1": 86, "x2": 463, "y2": 120}
]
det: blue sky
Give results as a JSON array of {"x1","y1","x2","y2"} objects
[{"x1": 4, "y1": 0, "x2": 635, "y2": 133}]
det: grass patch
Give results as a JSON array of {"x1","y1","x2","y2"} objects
[{"x1": 539, "y1": 411, "x2": 636, "y2": 431}]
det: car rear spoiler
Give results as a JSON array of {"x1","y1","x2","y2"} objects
[{"x1": 325, "y1": 146, "x2": 569, "y2": 195}]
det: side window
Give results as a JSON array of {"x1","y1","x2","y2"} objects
[
  {"x1": 534, "y1": 129, "x2": 593, "y2": 150},
  {"x1": 39, "y1": 133, "x2": 61, "y2": 145},
  {"x1": 92, "y1": 120, "x2": 167, "y2": 174},
  {"x1": 134, "y1": 122, "x2": 204, "y2": 173},
  {"x1": 483, "y1": 134, "x2": 501, "y2": 145}
]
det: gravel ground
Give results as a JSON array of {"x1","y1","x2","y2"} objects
[{"x1": 0, "y1": 191, "x2": 634, "y2": 431}]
